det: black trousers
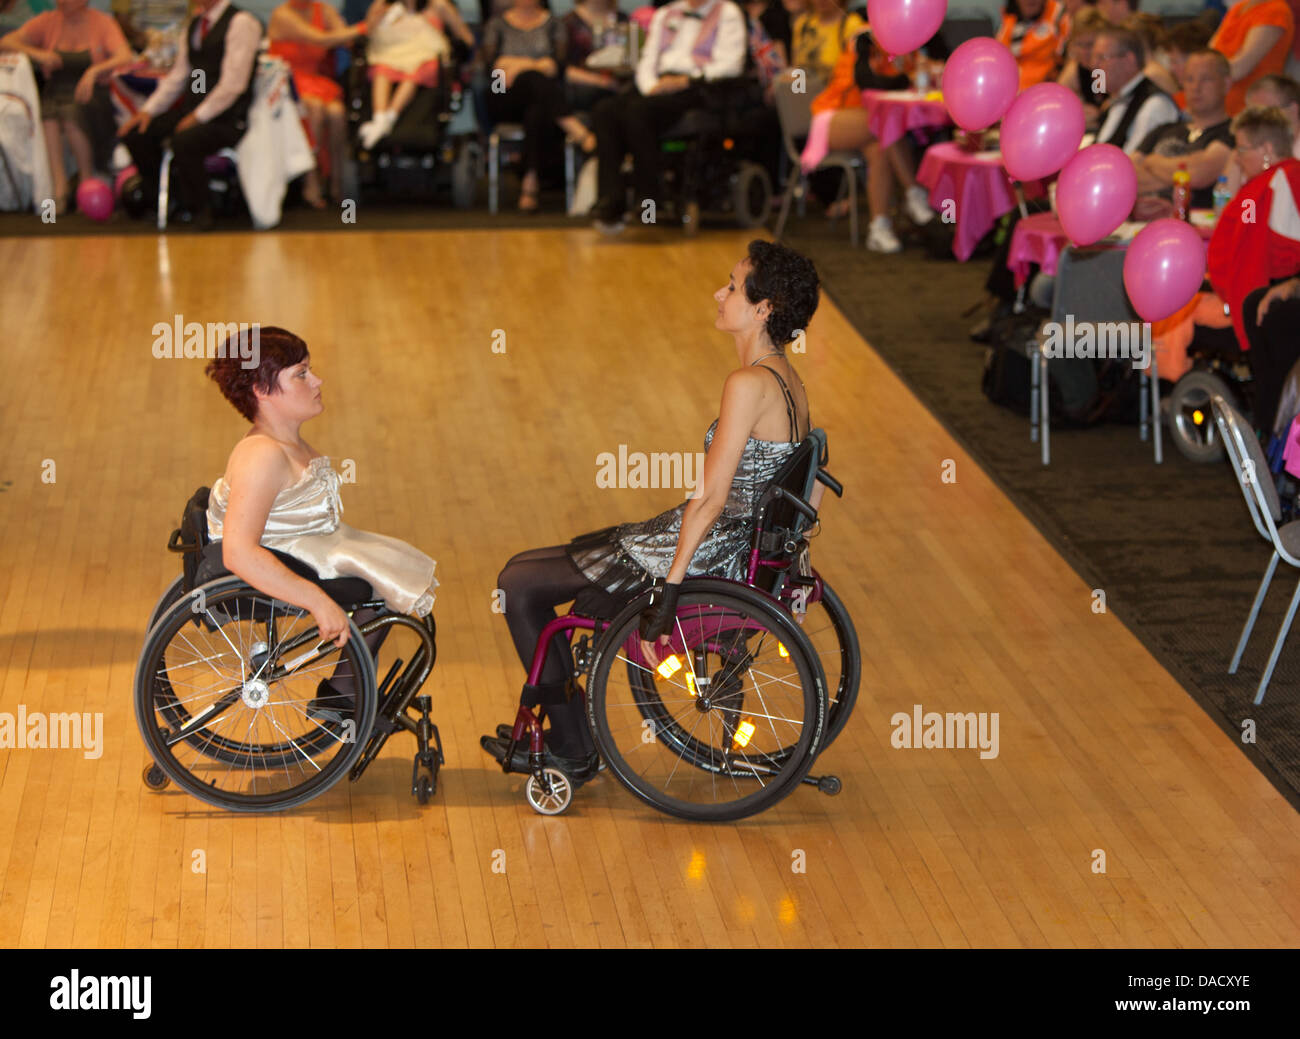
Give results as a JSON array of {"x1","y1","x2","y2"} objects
[
  {"x1": 496, "y1": 545, "x2": 598, "y2": 757},
  {"x1": 1243, "y1": 283, "x2": 1300, "y2": 435},
  {"x1": 592, "y1": 83, "x2": 705, "y2": 217},
  {"x1": 123, "y1": 105, "x2": 244, "y2": 216},
  {"x1": 484, "y1": 70, "x2": 566, "y2": 177}
]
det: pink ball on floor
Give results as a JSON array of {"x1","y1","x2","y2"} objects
[
  {"x1": 77, "y1": 177, "x2": 114, "y2": 222},
  {"x1": 114, "y1": 165, "x2": 139, "y2": 200}
]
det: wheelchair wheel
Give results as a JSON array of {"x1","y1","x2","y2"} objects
[
  {"x1": 789, "y1": 579, "x2": 860, "y2": 751},
  {"x1": 135, "y1": 576, "x2": 377, "y2": 812},
  {"x1": 731, "y1": 162, "x2": 772, "y2": 229},
  {"x1": 587, "y1": 579, "x2": 827, "y2": 822},
  {"x1": 146, "y1": 575, "x2": 185, "y2": 634},
  {"x1": 1169, "y1": 369, "x2": 1232, "y2": 463}
]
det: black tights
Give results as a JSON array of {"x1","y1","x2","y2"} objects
[{"x1": 496, "y1": 545, "x2": 597, "y2": 758}]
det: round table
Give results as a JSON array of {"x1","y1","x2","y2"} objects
[
  {"x1": 859, "y1": 89, "x2": 951, "y2": 149},
  {"x1": 916, "y1": 142, "x2": 1040, "y2": 262}
]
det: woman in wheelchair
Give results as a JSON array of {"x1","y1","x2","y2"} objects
[
  {"x1": 203, "y1": 327, "x2": 437, "y2": 709},
  {"x1": 481, "y1": 240, "x2": 823, "y2": 786}
]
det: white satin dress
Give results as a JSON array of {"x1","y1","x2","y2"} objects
[{"x1": 207, "y1": 456, "x2": 438, "y2": 618}]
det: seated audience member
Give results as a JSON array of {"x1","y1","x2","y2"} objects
[
  {"x1": 790, "y1": 0, "x2": 862, "y2": 87},
  {"x1": 800, "y1": 25, "x2": 935, "y2": 251},
  {"x1": 561, "y1": 0, "x2": 628, "y2": 131},
  {"x1": 1222, "y1": 73, "x2": 1300, "y2": 190},
  {"x1": 117, "y1": 0, "x2": 261, "y2": 230},
  {"x1": 268, "y1": 0, "x2": 365, "y2": 208},
  {"x1": 483, "y1": 0, "x2": 592, "y2": 212},
  {"x1": 1159, "y1": 17, "x2": 1217, "y2": 109},
  {"x1": 1, "y1": 0, "x2": 133, "y2": 214},
  {"x1": 358, "y1": 0, "x2": 473, "y2": 150},
  {"x1": 997, "y1": 0, "x2": 1067, "y2": 90},
  {"x1": 1093, "y1": 25, "x2": 1180, "y2": 152},
  {"x1": 1122, "y1": 12, "x2": 1181, "y2": 95},
  {"x1": 1211, "y1": 0, "x2": 1295, "y2": 114},
  {"x1": 746, "y1": 0, "x2": 792, "y2": 68},
  {"x1": 111, "y1": 0, "x2": 190, "y2": 53},
  {"x1": 590, "y1": 0, "x2": 747, "y2": 234},
  {"x1": 1057, "y1": 6, "x2": 1110, "y2": 127},
  {"x1": 1130, "y1": 49, "x2": 1234, "y2": 215},
  {"x1": 1057, "y1": 0, "x2": 1095, "y2": 45},
  {"x1": 1207, "y1": 106, "x2": 1300, "y2": 433}
]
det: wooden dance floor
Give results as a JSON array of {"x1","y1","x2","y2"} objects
[{"x1": 1, "y1": 227, "x2": 1298, "y2": 948}]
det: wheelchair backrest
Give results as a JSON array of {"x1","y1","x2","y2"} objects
[
  {"x1": 170, "y1": 486, "x2": 212, "y2": 593},
  {"x1": 750, "y1": 428, "x2": 829, "y2": 593}
]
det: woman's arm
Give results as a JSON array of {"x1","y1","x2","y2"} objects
[
  {"x1": 434, "y1": 0, "x2": 476, "y2": 49},
  {"x1": 220, "y1": 438, "x2": 351, "y2": 646},
  {"x1": 365, "y1": 0, "x2": 390, "y2": 36},
  {"x1": 1216, "y1": 23, "x2": 1286, "y2": 83},
  {"x1": 665, "y1": 370, "x2": 766, "y2": 584}
]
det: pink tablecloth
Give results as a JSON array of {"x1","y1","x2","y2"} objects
[
  {"x1": 860, "y1": 90, "x2": 951, "y2": 149},
  {"x1": 1007, "y1": 212, "x2": 1070, "y2": 287},
  {"x1": 916, "y1": 142, "x2": 1021, "y2": 262}
]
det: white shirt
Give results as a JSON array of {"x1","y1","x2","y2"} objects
[
  {"x1": 143, "y1": 0, "x2": 263, "y2": 124},
  {"x1": 636, "y1": 0, "x2": 747, "y2": 97},
  {"x1": 1096, "y1": 73, "x2": 1182, "y2": 155}
]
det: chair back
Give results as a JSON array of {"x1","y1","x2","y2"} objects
[
  {"x1": 751, "y1": 428, "x2": 829, "y2": 593},
  {"x1": 773, "y1": 72, "x2": 814, "y2": 165},
  {"x1": 168, "y1": 486, "x2": 212, "y2": 592},
  {"x1": 1213, "y1": 395, "x2": 1285, "y2": 544}
]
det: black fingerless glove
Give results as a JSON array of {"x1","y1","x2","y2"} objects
[{"x1": 639, "y1": 580, "x2": 681, "y2": 642}]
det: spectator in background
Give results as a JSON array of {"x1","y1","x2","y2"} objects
[
  {"x1": 268, "y1": 0, "x2": 365, "y2": 207},
  {"x1": 562, "y1": 0, "x2": 627, "y2": 147},
  {"x1": 1122, "y1": 12, "x2": 1181, "y2": 94},
  {"x1": 997, "y1": 0, "x2": 1066, "y2": 90},
  {"x1": 1, "y1": 0, "x2": 133, "y2": 214},
  {"x1": 1057, "y1": 5, "x2": 1110, "y2": 127},
  {"x1": 1130, "y1": 48, "x2": 1234, "y2": 216},
  {"x1": 1092, "y1": 25, "x2": 1180, "y2": 152},
  {"x1": 1211, "y1": 0, "x2": 1294, "y2": 114},
  {"x1": 791, "y1": 0, "x2": 861, "y2": 88},
  {"x1": 111, "y1": 0, "x2": 189, "y2": 54},
  {"x1": 358, "y1": 0, "x2": 473, "y2": 150},
  {"x1": 802, "y1": 25, "x2": 935, "y2": 252},
  {"x1": 1208, "y1": 106, "x2": 1300, "y2": 433},
  {"x1": 747, "y1": 0, "x2": 792, "y2": 66},
  {"x1": 1158, "y1": 16, "x2": 1217, "y2": 108},
  {"x1": 1221, "y1": 73, "x2": 1300, "y2": 191},
  {"x1": 590, "y1": 0, "x2": 747, "y2": 235}
]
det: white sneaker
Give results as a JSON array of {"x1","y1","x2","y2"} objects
[
  {"x1": 867, "y1": 217, "x2": 902, "y2": 253},
  {"x1": 357, "y1": 118, "x2": 382, "y2": 150},
  {"x1": 570, "y1": 156, "x2": 598, "y2": 217},
  {"x1": 905, "y1": 185, "x2": 935, "y2": 226}
]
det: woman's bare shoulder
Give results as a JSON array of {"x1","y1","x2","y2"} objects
[{"x1": 225, "y1": 434, "x2": 296, "y2": 484}]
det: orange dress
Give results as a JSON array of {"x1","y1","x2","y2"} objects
[
  {"x1": 269, "y1": 1, "x2": 345, "y2": 105},
  {"x1": 1211, "y1": 0, "x2": 1295, "y2": 115},
  {"x1": 997, "y1": 0, "x2": 1065, "y2": 91}
]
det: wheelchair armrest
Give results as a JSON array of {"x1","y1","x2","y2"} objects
[{"x1": 770, "y1": 484, "x2": 818, "y2": 523}]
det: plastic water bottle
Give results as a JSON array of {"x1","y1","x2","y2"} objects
[
  {"x1": 914, "y1": 63, "x2": 930, "y2": 93},
  {"x1": 1212, "y1": 175, "x2": 1231, "y2": 219}
]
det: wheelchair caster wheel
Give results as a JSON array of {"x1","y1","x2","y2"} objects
[
  {"x1": 818, "y1": 775, "x2": 841, "y2": 796},
  {"x1": 143, "y1": 763, "x2": 169, "y2": 791},
  {"x1": 415, "y1": 772, "x2": 434, "y2": 805},
  {"x1": 525, "y1": 768, "x2": 572, "y2": 816}
]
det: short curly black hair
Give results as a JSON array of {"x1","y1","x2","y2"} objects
[
  {"x1": 742, "y1": 240, "x2": 820, "y2": 349},
  {"x1": 205, "y1": 326, "x2": 308, "y2": 422}
]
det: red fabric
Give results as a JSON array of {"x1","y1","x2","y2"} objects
[
  {"x1": 269, "y1": 1, "x2": 344, "y2": 104},
  {"x1": 1208, "y1": 158, "x2": 1300, "y2": 349}
]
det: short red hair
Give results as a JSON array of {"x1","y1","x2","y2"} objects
[{"x1": 205, "y1": 326, "x2": 308, "y2": 422}]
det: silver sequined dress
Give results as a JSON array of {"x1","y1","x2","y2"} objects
[{"x1": 567, "y1": 419, "x2": 802, "y2": 605}]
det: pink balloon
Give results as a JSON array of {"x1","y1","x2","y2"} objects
[
  {"x1": 942, "y1": 37, "x2": 1019, "y2": 131},
  {"x1": 867, "y1": 0, "x2": 948, "y2": 58},
  {"x1": 76, "y1": 177, "x2": 114, "y2": 222},
  {"x1": 1056, "y1": 144, "x2": 1137, "y2": 246},
  {"x1": 999, "y1": 83, "x2": 1086, "y2": 182},
  {"x1": 1123, "y1": 219, "x2": 1207, "y2": 323},
  {"x1": 114, "y1": 164, "x2": 138, "y2": 200}
]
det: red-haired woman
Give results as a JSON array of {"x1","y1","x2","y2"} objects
[{"x1": 204, "y1": 327, "x2": 437, "y2": 711}]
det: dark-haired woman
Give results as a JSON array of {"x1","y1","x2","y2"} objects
[
  {"x1": 203, "y1": 328, "x2": 437, "y2": 717},
  {"x1": 481, "y1": 241, "x2": 822, "y2": 782}
]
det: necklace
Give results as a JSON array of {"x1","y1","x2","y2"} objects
[{"x1": 749, "y1": 350, "x2": 783, "y2": 366}]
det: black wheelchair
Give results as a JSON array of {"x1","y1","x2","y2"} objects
[
  {"x1": 652, "y1": 77, "x2": 774, "y2": 235},
  {"x1": 339, "y1": 37, "x2": 479, "y2": 207},
  {"x1": 135, "y1": 488, "x2": 442, "y2": 812},
  {"x1": 1166, "y1": 323, "x2": 1253, "y2": 463},
  {"x1": 497, "y1": 428, "x2": 860, "y2": 821}
]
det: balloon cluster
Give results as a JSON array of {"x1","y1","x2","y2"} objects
[{"x1": 933, "y1": 29, "x2": 1204, "y2": 320}]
